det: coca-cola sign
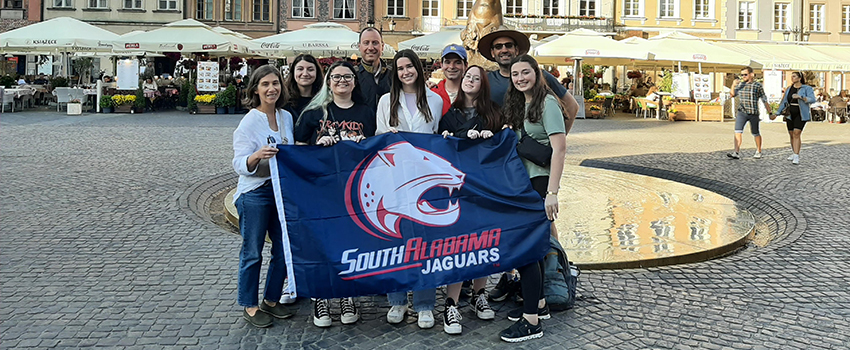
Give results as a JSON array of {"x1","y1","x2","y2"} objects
[
  {"x1": 125, "y1": 43, "x2": 140, "y2": 49},
  {"x1": 202, "y1": 44, "x2": 217, "y2": 50},
  {"x1": 411, "y1": 44, "x2": 430, "y2": 52},
  {"x1": 260, "y1": 42, "x2": 280, "y2": 49}
]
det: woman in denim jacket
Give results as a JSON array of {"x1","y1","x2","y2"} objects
[{"x1": 776, "y1": 71, "x2": 814, "y2": 165}]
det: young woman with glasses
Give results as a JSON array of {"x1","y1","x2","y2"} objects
[
  {"x1": 293, "y1": 60, "x2": 376, "y2": 327},
  {"x1": 375, "y1": 49, "x2": 444, "y2": 329}
]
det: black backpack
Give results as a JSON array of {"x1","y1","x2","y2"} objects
[{"x1": 543, "y1": 235, "x2": 580, "y2": 311}]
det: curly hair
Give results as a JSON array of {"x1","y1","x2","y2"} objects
[{"x1": 502, "y1": 55, "x2": 557, "y2": 129}]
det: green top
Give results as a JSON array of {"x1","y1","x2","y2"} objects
[{"x1": 515, "y1": 94, "x2": 565, "y2": 178}]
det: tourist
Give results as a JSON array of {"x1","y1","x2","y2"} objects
[
  {"x1": 375, "y1": 49, "x2": 443, "y2": 328},
  {"x1": 431, "y1": 44, "x2": 468, "y2": 115},
  {"x1": 283, "y1": 54, "x2": 323, "y2": 119},
  {"x1": 231, "y1": 65, "x2": 295, "y2": 328},
  {"x1": 728, "y1": 67, "x2": 770, "y2": 160},
  {"x1": 356, "y1": 27, "x2": 392, "y2": 113},
  {"x1": 437, "y1": 65, "x2": 501, "y2": 334},
  {"x1": 499, "y1": 55, "x2": 567, "y2": 343},
  {"x1": 775, "y1": 71, "x2": 814, "y2": 165}
]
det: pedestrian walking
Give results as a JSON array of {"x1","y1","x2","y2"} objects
[
  {"x1": 775, "y1": 71, "x2": 815, "y2": 165},
  {"x1": 231, "y1": 65, "x2": 295, "y2": 328},
  {"x1": 728, "y1": 67, "x2": 771, "y2": 160}
]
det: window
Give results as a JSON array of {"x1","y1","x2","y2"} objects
[
  {"x1": 694, "y1": 0, "x2": 709, "y2": 18},
  {"x1": 738, "y1": 1, "x2": 754, "y2": 29},
  {"x1": 579, "y1": 0, "x2": 596, "y2": 16},
  {"x1": 197, "y1": 0, "x2": 212, "y2": 18},
  {"x1": 159, "y1": 0, "x2": 177, "y2": 9},
  {"x1": 333, "y1": 0, "x2": 354, "y2": 19},
  {"x1": 543, "y1": 0, "x2": 559, "y2": 16},
  {"x1": 224, "y1": 0, "x2": 241, "y2": 19},
  {"x1": 774, "y1": 3, "x2": 789, "y2": 30},
  {"x1": 659, "y1": 0, "x2": 675, "y2": 18},
  {"x1": 810, "y1": 4, "x2": 825, "y2": 32},
  {"x1": 253, "y1": 0, "x2": 269, "y2": 21},
  {"x1": 844, "y1": 5, "x2": 850, "y2": 32},
  {"x1": 387, "y1": 0, "x2": 404, "y2": 17},
  {"x1": 124, "y1": 0, "x2": 142, "y2": 8},
  {"x1": 505, "y1": 0, "x2": 522, "y2": 15},
  {"x1": 5, "y1": 0, "x2": 23, "y2": 8},
  {"x1": 456, "y1": 0, "x2": 472, "y2": 18},
  {"x1": 88, "y1": 0, "x2": 106, "y2": 7},
  {"x1": 292, "y1": 0, "x2": 313, "y2": 17},
  {"x1": 624, "y1": 0, "x2": 641, "y2": 17},
  {"x1": 53, "y1": 0, "x2": 72, "y2": 7}
]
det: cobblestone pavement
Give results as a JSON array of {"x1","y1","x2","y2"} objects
[{"x1": 2, "y1": 109, "x2": 849, "y2": 349}]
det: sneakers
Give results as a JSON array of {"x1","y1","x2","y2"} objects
[
  {"x1": 474, "y1": 290, "x2": 495, "y2": 320},
  {"x1": 312, "y1": 299, "x2": 331, "y2": 328},
  {"x1": 461, "y1": 280, "x2": 474, "y2": 298},
  {"x1": 418, "y1": 310, "x2": 435, "y2": 329},
  {"x1": 787, "y1": 154, "x2": 796, "y2": 161},
  {"x1": 727, "y1": 151, "x2": 740, "y2": 159},
  {"x1": 489, "y1": 273, "x2": 517, "y2": 302},
  {"x1": 280, "y1": 279, "x2": 296, "y2": 304},
  {"x1": 387, "y1": 305, "x2": 407, "y2": 324},
  {"x1": 792, "y1": 154, "x2": 800, "y2": 165},
  {"x1": 499, "y1": 317, "x2": 543, "y2": 343},
  {"x1": 507, "y1": 304, "x2": 551, "y2": 321},
  {"x1": 340, "y1": 297, "x2": 359, "y2": 325},
  {"x1": 753, "y1": 151, "x2": 762, "y2": 159},
  {"x1": 443, "y1": 299, "x2": 462, "y2": 334},
  {"x1": 243, "y1": 308, "x2": 273, "y2": 328},
  {"x1": 259, "y1": 300, "x2": 293, "y2": 319}
]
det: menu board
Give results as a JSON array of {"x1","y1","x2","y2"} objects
[
  {"x1": 671, "y1": 73, "x2": 690, "y2": 98},
  {"x1": 763, "y1": 70, "x2": 783, "y2": 101},
  {"x1": 693, "y1": 74, "x2": 712, "y2": 101},
  {"x1": 116, "y1": 59, "x2": 139, "y2": 91},
  {"x1": 197, "y1": 61, "x2": 219, "y2": 92}
]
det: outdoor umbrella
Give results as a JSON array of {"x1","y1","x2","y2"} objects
[
  {"x1": 533, "y1": 29, "x2": 654, "y2": 66},
  {"x1": 398, "y1": 26, "x2": 464, "y2": 59},
  {"x1": 253, "y1": 22, "x2": 396, "y2": 58},
  {"x1": 634, "y1": 31, "x2": 760, "y2": 72},
  {"x1": 113, "y1": 19, "x2": 248, "y2": 55},
  {"x1": 710, "y1": 41, "x2": 847, "y2": 72},
  {"x1": 212, "y1": 27, "x2": 266, "y2": 57},
  {"x1": 0, "y1": 17, "x2": 118, "y2": 53}
]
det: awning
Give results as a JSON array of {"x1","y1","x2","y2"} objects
[
  {"x1": 633, "y1": 31, "x2": 760, "y2": 71},
  {"x1": 802, "y1": 45, "x2": 850, "y2": 72},
  {"x1": 113, "y1": 19, "x2": 251, "y2": 56},
  {"x1": 254, "y1": 22, "x2": 395, "y2": 58},
  {"x1": 0, "y1": 17, "x2": 118, "y2": 53},
  {"x1": 711, "y1": 41, "x2": 848, "y2": 71},
  {"x1": 534, "y1": 29, "x2": 654, "y2": 66},
  {"x1": 398, "y1": 26, "x2": 464, "y2": 60}
]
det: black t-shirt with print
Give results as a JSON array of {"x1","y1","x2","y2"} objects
[{"x1": 294, "y1": 101, "x2": 377, "y2": 145}]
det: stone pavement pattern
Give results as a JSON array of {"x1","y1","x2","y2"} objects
[{"x1": 1, "y1": 110, "x2": 849, "y2": 349}]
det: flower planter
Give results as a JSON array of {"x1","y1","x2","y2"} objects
[
  {"x1": 115, "y1": 104, "x2": 133, "y2": 113},
  {"x1": 67, "y1": 103, "x2": 82, "y2": 115},
  {"x1": 698, "y1": 104, "x2": 724, "y2": 122},
  {"x1": 671, "y1": 104, "x2": 698, "y2": 121},
  {"x1": 196, "y1": 104, "x2": 216, "y2": 114}
]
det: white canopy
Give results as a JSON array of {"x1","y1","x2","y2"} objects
[
  {"x1": 710, "y1": 41, "x2": 848, "y2": 72},
  {"x1": 398, "y1": 26, "x2": 464, "y2": 60},
  {"x1": 212, "y1": 26, "x2": 264, "y2": 56},
  {"x1": 533, "y1": 29, "x2": 654, "y2": 66},
  {"x1": 635, "y1": 31, "x2": 760, "y2": 71},
  {"x1": 254, "y1": 22, "x2": 396, "y2": 58},
  {"x1": 0, "y1": 17, "x2": 118, "y2": 53},
  {"x1": 113, "y1": 19, "x2": 250, "y2": 55}
]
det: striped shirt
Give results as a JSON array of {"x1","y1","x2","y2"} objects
[{"x1": 734, "y1": 81, "x2": 767, "y2": 115}]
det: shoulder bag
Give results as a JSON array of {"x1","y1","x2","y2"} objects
[{"x1": 516, "y1": 126, "x2": 552, "y2": 168}]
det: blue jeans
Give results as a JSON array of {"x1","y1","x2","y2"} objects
[
  {"x1": 236, "y1": 184, "x2": 285, "y2": 307},
  {"x1": 735, "y1": 110, "x2": 761, "y2": 136},
  {"x1": 388, "y1": 289, "x2": 436, "y2": 312}
]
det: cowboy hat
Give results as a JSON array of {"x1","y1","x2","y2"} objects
[{"x1": 477, "y1": 26, "x2": 530, "y2": 62}]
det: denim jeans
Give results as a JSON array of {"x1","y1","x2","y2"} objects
[
  {"x1": 236, "y1": 184, "x2": 285, "y2": 307},
  {"x1": 387, "y1": 289, "x2": 436, "y2": 312}
]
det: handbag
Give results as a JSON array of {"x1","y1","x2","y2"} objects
[{"x1": 516, "y1": 127, "x2": 552, "y2": 168}]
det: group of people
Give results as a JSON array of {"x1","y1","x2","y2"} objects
[{"x1": 231, "y1": 26, "x2": 578, "y2": 343}]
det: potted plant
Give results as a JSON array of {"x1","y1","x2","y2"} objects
[
  {"x1": 111, "y1": 94, "x2": 136, "y2": 113},
  {"x1": 67, "y1": 98, "x2": 82, "y2": 115},
  {"x1": 698, "y1": 102, "x2": 724, "y2": 122},
  {"x1": 666, "y1": 107, "x2": 678, "y2": 121},
  {"x1": 194, "y1": 94, "x2": 216, "y2": 114},
  {"x1": 588, "y1": 105, "x2": 602, "y2": 118},
  {"x1": 670, "y1": 101, "x2": 697, "y2": 121},
  {"x1": 100, "y1": 95, "x2": 114, "y2": 113},
  {"x1": 133, "y1": 88, "x2": 146, "y2": 113},
  {"x1": 219, "y1": 84, "x2": 238, "y2": 114},
  {"x1": 214, "y1": 89, "x2": 229, "y2": 114}
]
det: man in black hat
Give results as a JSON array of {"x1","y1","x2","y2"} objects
[
  {"x1": 356, "y1": 27, "x2": 393, "y2": 113},
  {"x1": 477, "y1": 27, "x2": 578, "y2": 133}
]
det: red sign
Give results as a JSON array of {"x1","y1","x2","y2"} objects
[
  {"x1": 692, "y1": 54, "x2": 707, "y2": 61},
  {"x1": 202, "y1": 44, "x2": 217, "y2": 50},
  {"x1": 585, "y1": 49, "x2": 600, "y2": 55},
  {"x1": 125, "y1": 43, "x2": 140, "y2": 49}
]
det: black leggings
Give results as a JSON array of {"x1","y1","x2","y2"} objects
[{"x1": 518, "y1": 176, "x2": 549, "y2": 314}]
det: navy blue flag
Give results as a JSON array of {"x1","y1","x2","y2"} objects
[{"x1": 271, "y1": 130, "x2": 550, "y2": 299}]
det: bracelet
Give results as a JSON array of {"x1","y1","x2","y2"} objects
[{"x1": 546, "y1": 191, "x2": 558, "y2": 196}]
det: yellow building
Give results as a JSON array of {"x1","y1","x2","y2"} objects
[
  {"x1": 615, "y1": 0, "x2": 724, "y2": 38},
  {"x1": 371, "y1": 0, "x2": 472, "y2": 46},
  {"x1": 802, "y1": 0, "x2": 850, "y2": 43}
]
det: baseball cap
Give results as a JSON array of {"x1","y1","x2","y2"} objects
[{"x1": 441, "y1": 44, "x2": 468, "y2": 61}]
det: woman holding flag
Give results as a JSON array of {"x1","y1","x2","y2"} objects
[{"x1": 375, "y1": 49, "x2": 443, "y2": 329}]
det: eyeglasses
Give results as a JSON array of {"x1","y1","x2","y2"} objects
[
  {"x1": 492, "y1": 42, "x2": 515, "y2": 50},
  {"x1": 330, "y1": 74, "x2": 355, "y2": 82}
]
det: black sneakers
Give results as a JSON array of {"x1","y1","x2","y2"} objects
[
  {"x1": 312, "y1": 299, "x2": 331, "y2": 327},
  {"x1": 507, "y1": 304, "x2": 550, "y2": 321},
  {"x1": 461, "y1": 280, "x2": 474, "y2": 298},
  {"x1": 243, "y1": 308, "x2": 273, "y2": 328},
  {"x1": 499, "y1": 318, "x2": 543, "y2": 343},
  {"x1": 473, "y1": 289, "x2": 495, "y2": 320},
  {"x1": 489, "y1": 273, "x2": 516, "y2": 302},
  {"x1": 443, "y1": 298, "x2": 462, "y2": 335},
  {"x1": 340, "y1": 297, "x2": 359, "y2": 325}
]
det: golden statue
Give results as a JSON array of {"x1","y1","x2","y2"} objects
[{"x1": 461, "y1": 0, "x2": 503, "y2": 67}]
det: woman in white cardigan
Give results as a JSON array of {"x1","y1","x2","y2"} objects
[{"x1": 376, "y1": 49, "x2": 443, "y2": 135}]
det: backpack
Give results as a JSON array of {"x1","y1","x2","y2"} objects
[{"x1": 543, "y1": 235, "x2": 580, "y2": 311}]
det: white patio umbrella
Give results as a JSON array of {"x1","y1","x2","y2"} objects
[
  {"x1": 635, "y1": 31, "x2": 761, "y2": 72},
  {"x1": 254, "y1": 22, "x2": 395, "y2": 58},
  {"x1": 0, "y1": 17, "x2": 118, "y2": 53},
  {"x1": 113, "y1": 19, "x2": 249, "y2": 55},
  {"x1": 212, "y1": 26, "x2": 265, "y2": 57},
  {"x1": 398, "y1": 26, "x2": 465, "y2": 60},
  {"x1": 534, "y1": 29, "x2": 654, "y2": 66},
  {"x1": 711, "y1": 41, "x2": 847, "y2": 72}
]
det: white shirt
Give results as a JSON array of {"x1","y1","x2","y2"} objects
[
  {"x1": 375, "y1": 89, "x2": 443, "y2": 134},
  {"x1": 232, "y1": 108, "x2": 294, "y2": 202}
]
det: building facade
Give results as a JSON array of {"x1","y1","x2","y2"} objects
[
  {"x1": 186, "y1": 0, "x2": 280, "y2": 38},
  {"x1": 280, "y1": 0, "x2": 370, "y2": 33},
  {"x1": 1, "y1": 0, "x2": 39, "y2": 32},
  {"x1": 615, "y1": 0, "x2": 724, "y2": 38},
  {"x1": 42, "y1": 0, "x2": 184, "y2": 34}
]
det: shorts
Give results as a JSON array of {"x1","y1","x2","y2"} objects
[
  {"x1": 785, "y1": 107, "x2": 807, "y2": 131},
  {"x1": 734, "y1": 110, "x2": 761, "y2": 136},
  {"x1": 530, "y1": 176, "x2": 549, "y2": 199}
]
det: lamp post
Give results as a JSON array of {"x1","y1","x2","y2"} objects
[
  {"x1": 367, "y1": 19, "x2": 375, "y2": 28},
  {"x1": 782, "y1": 27, "x2": 810, "y2": 42},
  {"x1": 389, "y1": 20, "x2": 396, "y2": 32}
]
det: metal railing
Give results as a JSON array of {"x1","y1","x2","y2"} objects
[{"x1": 503, "y1": 17, "x2": 615, "y2": 33}]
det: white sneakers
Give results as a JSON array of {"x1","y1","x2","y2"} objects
[
  {"x1": 792, "y1": 154, "x2": 800, "y2": 165},
  {"x1": 787, "y1": 154, "x2": 796, "y2": 161},
  {"x1": 280, "y1": 279, "x2": 296, "y2": 304},
  {"x1": 417, "y1": 310, "x2": 435, "y2": 329},
  {"x1": 387, "y1": 305, "x2": 407, "y2": 324},
  {"x1": 753, "y1": 151, "x2": 762, "y2": 159}
]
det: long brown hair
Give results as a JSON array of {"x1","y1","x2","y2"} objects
[
  {"x1": 503, "y1": 55, "x2": 557, "y2": 128},
  {"x1": 452, "y1": 65, "x2": 503, "y2": 130},
  {"x1": 284, "y1": 54, "x2": 324, "y2": 107},
  {"x1": 244, "y1": 65, "x2": 287, "y2": 109},
  {"x1": 389, "y1": 49, "x2": 432, "y2": 127}
]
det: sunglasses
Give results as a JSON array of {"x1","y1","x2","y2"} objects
[{"x1": 492, "y1": 42, "x2": 515, "y2": 50}]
